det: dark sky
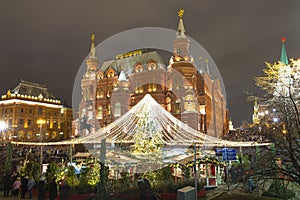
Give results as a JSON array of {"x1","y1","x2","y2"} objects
[{"x1": 1, "y1": 0, "x2": 300, "y2": 126}]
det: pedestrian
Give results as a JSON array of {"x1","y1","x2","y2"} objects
[
  {"x1": 3, "y1": 172, "x2": 11, "y2": 197},
  {"x1": 138, "y1": 177, "x2": 147, "y2": 200},
  {"x1": 21, "y1": 175, "x2": 29, "y2": 199},
  {"x1": 27, "y1": 176, "x2": 35, "y2": 199},
  {"x1": 249, "y1": 176, "x2": 254, "y2": 192},
  {"x1": 38, "y1": 176, "x2": 46, "y2": 200},
  {"x1": 13, "y1": 177, "x2": 22, "y2": 197},
  {"x1": 10, "y1": 171, "x2": 18, "y2": 197},
  {"x1": 49, "y1": 178, "x2": 58, "y2": 200},
  {"x1": 59, "y1": 179, "x2": 71, "y2": 200}
]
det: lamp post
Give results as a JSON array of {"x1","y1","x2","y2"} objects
[
  {"x1": 37, "y1": 119, "x2": 46, "y2": 167},
  {"x1": 0, "y1": 121, "x2": 7, "y2": 160}
]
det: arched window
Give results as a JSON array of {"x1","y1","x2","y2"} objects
[
  {"x1": 147, "y1": 61, "x2": 157, "y2": 71},
  {"x1": 114, "y1": 103, "x2": 121, "y2": 117},
  {"x1": 166, "y1": 97, "x2": 171, "y2": 112},
  {"x1": 106, "y1": 68, "x2": 115, "y2": 77},
  {"x1": 134, "y1": 64, "x2": 143, "y2": 73},
  {"x1": 97, "y1": 106, "x2": 103, "y2": 119},
  {"x1": 96, "y1": 72, "x2": 104, "y2": 79}
]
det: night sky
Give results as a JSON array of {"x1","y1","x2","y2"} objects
[{"x1": 1, "y1": 1, "x2": 300, "y2": 126}]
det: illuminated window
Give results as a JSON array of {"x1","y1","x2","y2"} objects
[
  {"x1": 114, "y1": 103, "x2": 121, "y2": 117},
  {"x1": 108, "y1": 104, "x2": 111, "y2": 116},
  {"x1": 135, "y1": 64, "x2": 143, "y2": 73},
  {"x1": 52, "y1": 131, "x2": 57, "y2": 139},
  {"x1": 166, "y1": 97, "x2": 171, "y2": 112},
  {"x1": 184, "y1": 94, "x2": 196, "y2": 111},
  {"x1": 107, "y1": 68, "x2": 115, "y2": 77},
  {"x1": 147, "y1": 62, "x2": 157, "y2": 71},
  {"x1": 97, "y1": 72, "x2": 104, "y2": 79},
  {"x1": 97, "y1": 106, "x2": 103, "y2": 119}
]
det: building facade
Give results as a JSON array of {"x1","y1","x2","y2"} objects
[
  {"x1": 0, "y1": 80, "x2": 73, "y2": 142},
  {"x1": 78, "y1": 10, "x2": 228, "y2": 138}
]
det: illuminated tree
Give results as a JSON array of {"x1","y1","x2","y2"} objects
[{"x1": 254, "y1": 58, "x2": 300, "y2": 188}]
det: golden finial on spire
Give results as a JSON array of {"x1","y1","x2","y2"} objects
[
  {"x1": 91, "y1": 34, "x2": 95, "y2": 43},
  {"x1": 178, "y1": 9, "x2": 184, "y2": 19}
]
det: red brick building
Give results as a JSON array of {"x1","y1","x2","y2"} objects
[{"x1": 77, "y1": 12, "x2": 228, "y2": 138}]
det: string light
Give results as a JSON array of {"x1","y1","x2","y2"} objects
[{"x1": 11, "y1": 94, "x2": 271, "y2": 147}]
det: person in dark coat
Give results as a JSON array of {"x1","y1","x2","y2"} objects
[
  {"x1": 59, "y1": 179, "x2": 70, "y2": 200},
  {"x1": 49, "y1": 178, "x2": 58, "y2": 200},
  {"x1": 138, "y1": 177, "x2": 147, "y2": 200},
  {"x1": 3, "y1": 173, "x2": 11, "y2": 197},
  {"x1": 38, "y1": 176, "x2": 46, "y2": 200},
  {"x1": 21, "y1": 175, "x2": 29, "y2": 199},
  {"x1": 10, "y1": 171, "x2": 18, "y2": 197}
]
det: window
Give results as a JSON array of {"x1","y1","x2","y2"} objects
[
  {"x1": 175, "y1": 101, "x2": 181, "y2": 113},
  {"x1": 166, "y1": 97, "x2": 171, "y2": 112},
  {"x1": 19, "y1": 119, "x2": 24, "y2": 125},
  {"x1": 29, "y1": 109, "x2": 32, "y2": 114},
  {"x1": 97, "y1": 106, "x2": 103, "y2": 119},
  {"x1": 114, "y1": 103, "x2": 121, "y2": 117},
  {"x1": 134, "y1": 64, "x2": 143, "y2": 73},
  {"x1": 28, "y1": 119, "x2": 32, "y2": 126},
  {"x1": 184, "y1": 94, "x2": 196, "y2": 111},
  {"x1": 147, "y1": 62, "x2": 157, "y2": 71},
  {"x1": 20, "y1": 107, "x2": 24, "y2": 113},
  {"x1": 38, "y1": 107, "x2": 42, "y2": 115}
]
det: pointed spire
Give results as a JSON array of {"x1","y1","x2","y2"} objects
[
  {"x1": 280, "y1": 37, "x2": 288, "y2": 65},
  {"x1": 89, "y1": 34, "x2": 97, "y2": 59},
  {"x1": 176, "y1": 9, "x2": 186, "y2": 38}
]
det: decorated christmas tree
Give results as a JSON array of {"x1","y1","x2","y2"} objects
[{"x1": 132, "y1": 104, "x2": 164, "y2": 154}]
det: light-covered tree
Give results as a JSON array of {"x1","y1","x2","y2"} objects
[{"x1": 254, "y1": 58, "x2": 300, "y2": 187}]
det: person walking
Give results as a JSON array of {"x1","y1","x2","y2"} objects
[
  {"x1": 10, "y1": 171, "x2": 18, "y2": 197},
  {"x1": 38, "y1": 176, "x2": 46, "y2": 200},
  {"x1": 49, "y1": 178, "x2": 58, "y2": 200},
  {"x1": 59, "y1": 179, "x2": 70, "y2": 200},
  {"x1": 21, "y1": 175, "x2": 29, "y2": 199},
  {"x1": 27, "y1": 176, "x2": 35, "y2": 199},
  {"x1": 3, "y1": 173, "x2": 11, "y2": 197}
]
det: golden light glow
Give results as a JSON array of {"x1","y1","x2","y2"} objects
[{"x1": 37, "y1": 119, "x2": 46, "y2": 125}]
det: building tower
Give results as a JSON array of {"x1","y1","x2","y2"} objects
[
  {"x1": 168, "y1": 9, "x2": 200, "y2": 132},
  {"x1": 274, "y1": 37, "x2": 291, "y2": 98},
  {"x1": 79, "y1": 34, "x2": 99, "y2": 135}
]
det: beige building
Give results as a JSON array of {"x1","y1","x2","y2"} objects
[{"x1": 0, "y1": 80, "x2": 73, "y2": 142}]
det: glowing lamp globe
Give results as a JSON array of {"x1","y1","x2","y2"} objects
[{"x1": 0, "y1": 121, "x2": 6, "y2": 131}]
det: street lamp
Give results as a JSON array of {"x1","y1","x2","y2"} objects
[{"x1": 37, "y1": 119, "x2": 46, "y2": 166}]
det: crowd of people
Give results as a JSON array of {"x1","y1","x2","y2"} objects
[
  {"x1": 2, "y1": 171, "x2": 70, "y2": 200},
  {"x1": 223, "y1": 125, "x2": 267, "y2": 143}
]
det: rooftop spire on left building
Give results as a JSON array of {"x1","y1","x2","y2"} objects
[{"x1": 89, "y1": 33, "x2": 97, "y2": 59}]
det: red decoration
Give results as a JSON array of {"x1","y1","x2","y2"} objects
[{"x1": 281, "y1": 37, "x2": 287, "y2": 42}]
